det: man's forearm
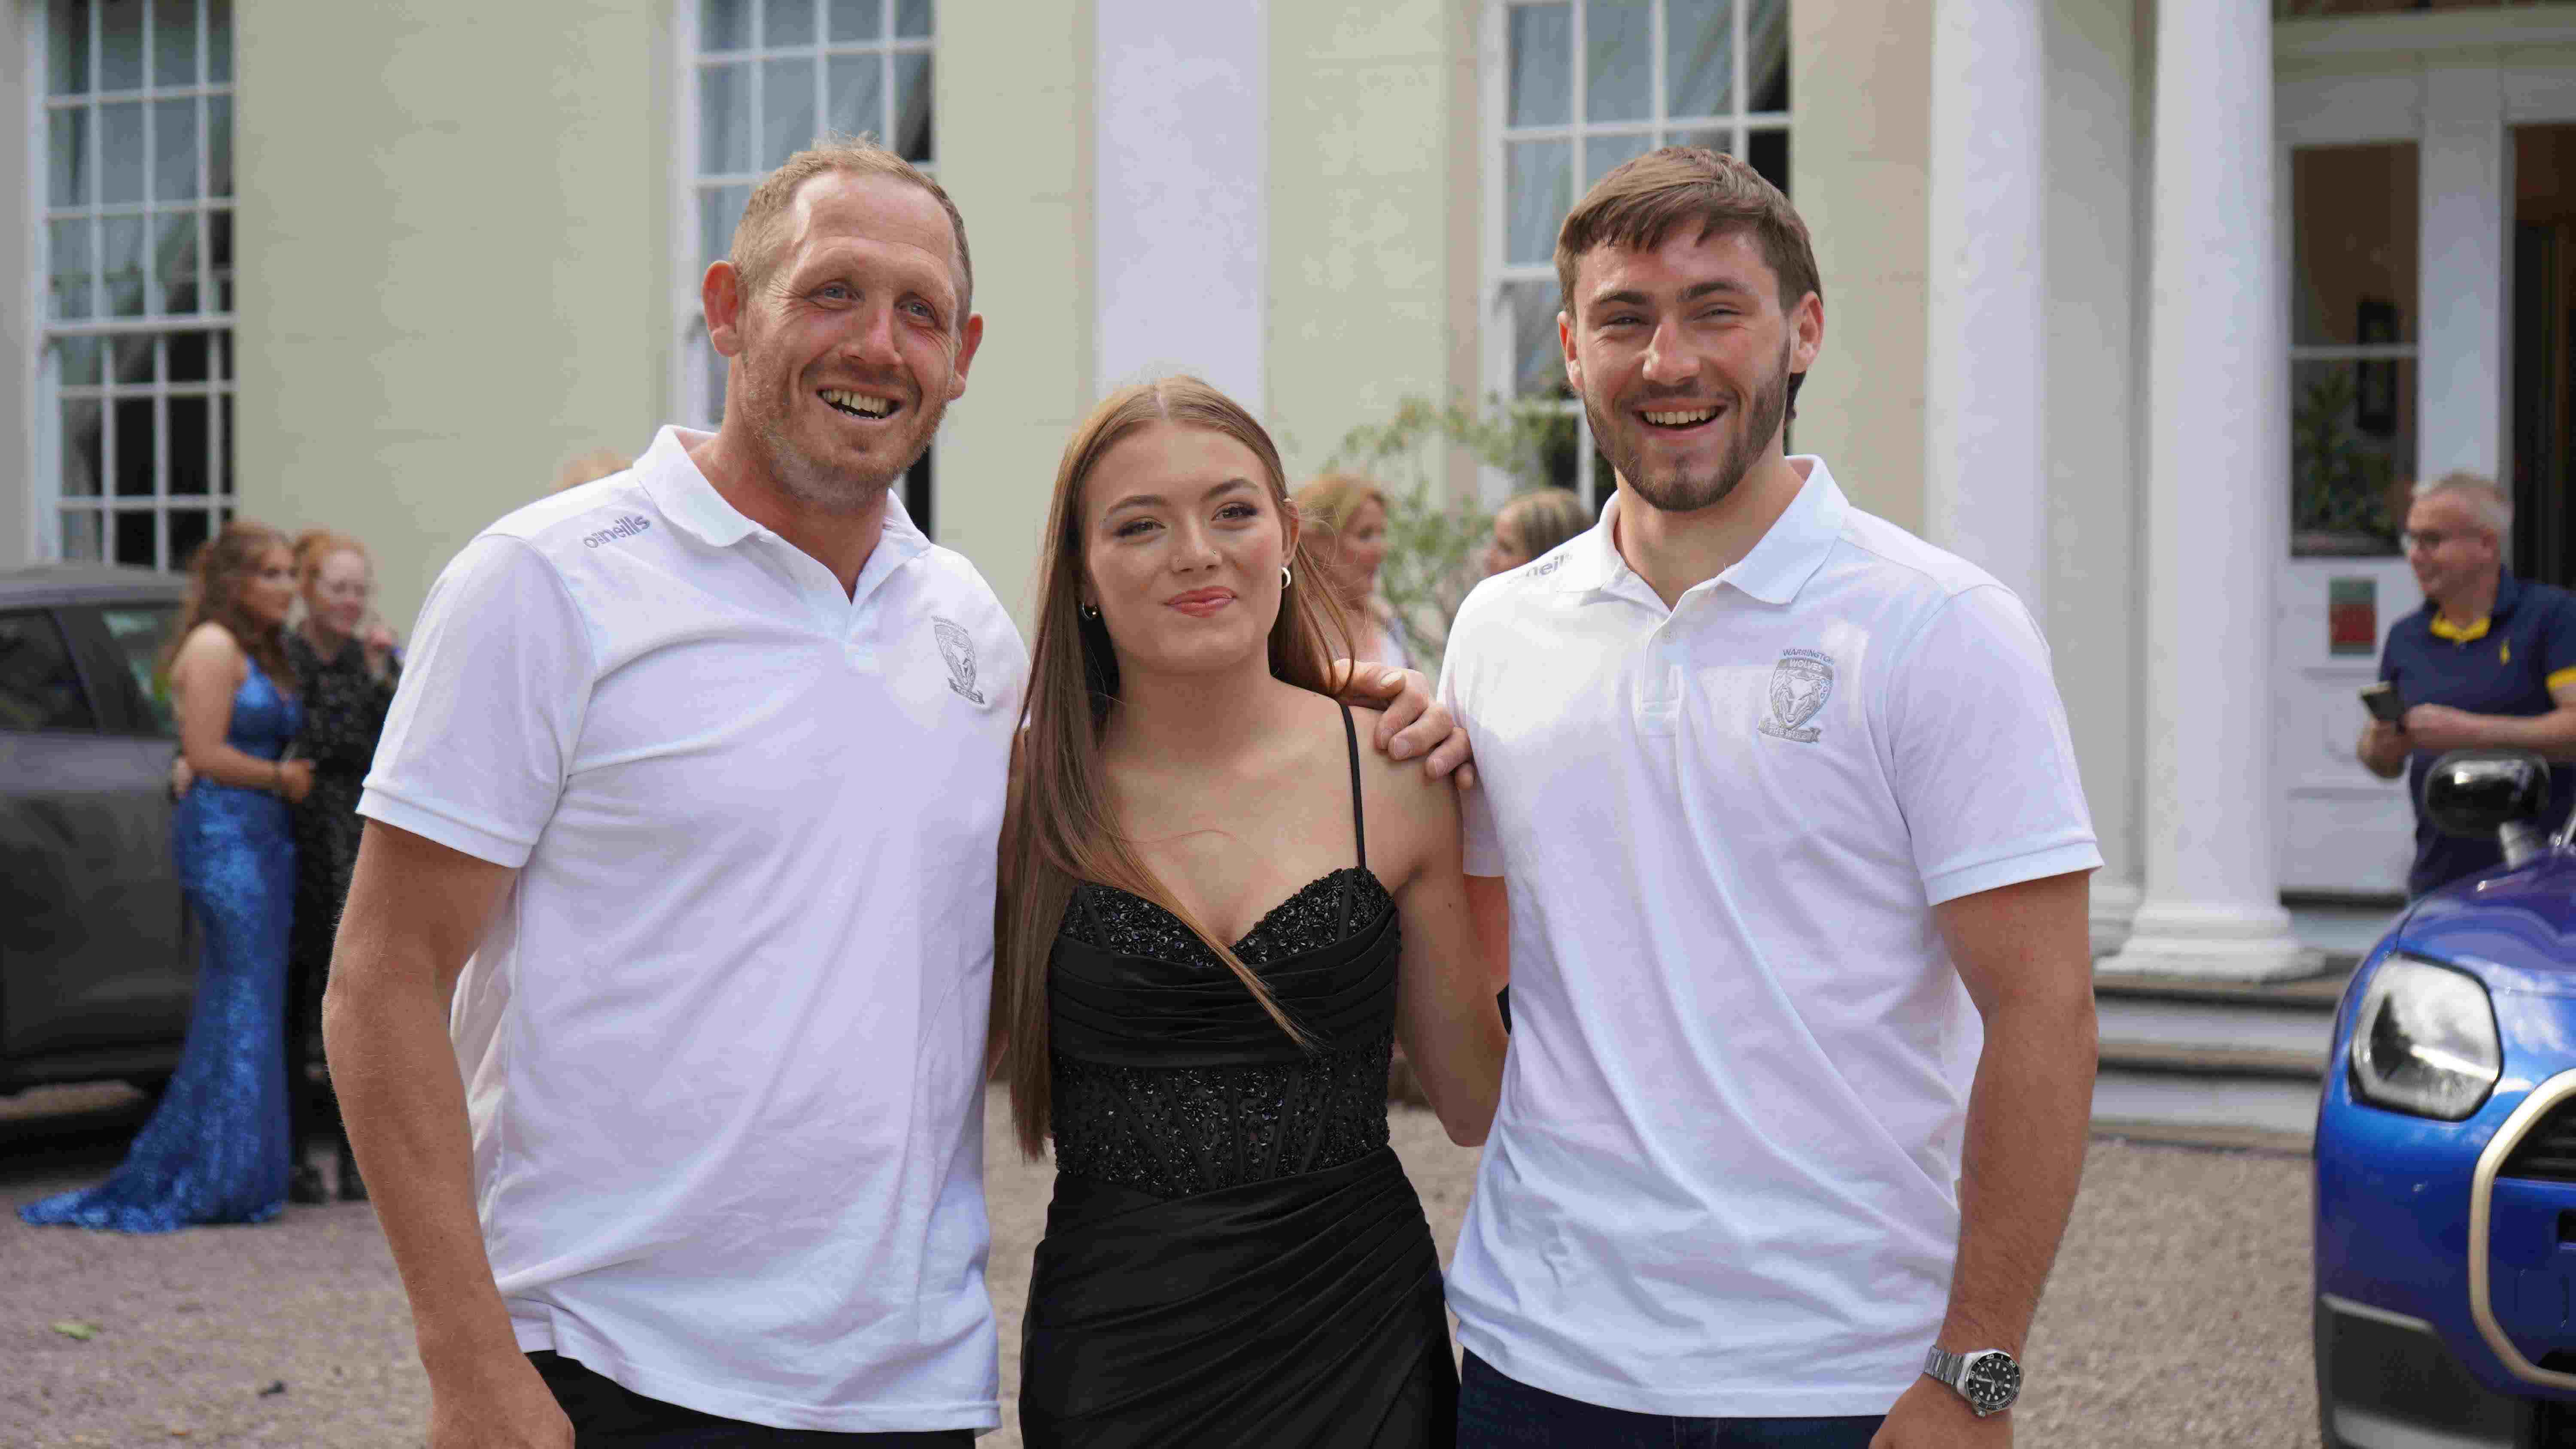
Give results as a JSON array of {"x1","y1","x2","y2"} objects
[
  {"x1": 1937, "y1": 992, "x2": 2098, "y2": 1353},
  {"x1": 323, "y1": 961, "x2": 521, "y2": 1374},
  {"x1": 2468, "y1": 706, "x2": 2576, "y2": 761}
]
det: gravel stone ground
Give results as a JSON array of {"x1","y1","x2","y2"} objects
[{"x1": 3, "y1": 1085, "x2": 2315, "y2": 1448}]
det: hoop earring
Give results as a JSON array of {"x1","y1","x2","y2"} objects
[
  {"x1": 1280, "y1": 566, "x2": 1293, "y2": 590},
  {"x1": 1079, "y1": 603, "x2": 1100, "y2": 620}
]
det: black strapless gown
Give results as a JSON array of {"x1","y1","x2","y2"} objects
[{"x1": 1020, "y1": 712, "x2": 1456, "y2": 1448}]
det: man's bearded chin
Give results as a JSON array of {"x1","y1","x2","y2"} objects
[
  {"x1": 753, "y1": 385, "x2": 948, "y2": 515},
  {"x1": 1587, "y1": 338, "x2": 1793, "y2": 515}
]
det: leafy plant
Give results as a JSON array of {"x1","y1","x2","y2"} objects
[{"x1": 2291, "y1": 366, "x2": 2400, "y2": 550}]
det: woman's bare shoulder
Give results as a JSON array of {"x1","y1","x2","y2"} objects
[{"x1": 173, "y1": 621, "x2": 243, "y2": 667}]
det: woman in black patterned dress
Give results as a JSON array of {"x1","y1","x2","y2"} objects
[
  {"x1": 995, "y1": 377, "x2": 1508, "y2": 1447},
  {"x1": 282, "y1": 529, "x2": 398, "y2": 1203}
]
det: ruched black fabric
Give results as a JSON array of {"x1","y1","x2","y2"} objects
[{"x1": 1021, "y1": 704, "x2": 1457, "y2": 1449}]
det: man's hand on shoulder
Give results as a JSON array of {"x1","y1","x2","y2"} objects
[
  {"x1": 1870, "y1": 1376, "x2": 2011, "y2": 1449},
  {"x1": 1332, "y1": 661, "x2": 1475, "y2": 788}
]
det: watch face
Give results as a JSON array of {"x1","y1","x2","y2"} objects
[{"x1": 1961, "y1": 1352, "x2": 2022, "y2": 1413}]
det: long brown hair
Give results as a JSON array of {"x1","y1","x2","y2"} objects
[
  {"x1": 164, "y1": 520, "x2": 295, "y2": 694},
  {"x1": 995, "y1": 376, "x2": 1354, "y2": 1158}
]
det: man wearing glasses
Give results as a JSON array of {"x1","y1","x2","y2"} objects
[{"x1": 2358, "y1": 471, "x2": 2576, "y2": 897}]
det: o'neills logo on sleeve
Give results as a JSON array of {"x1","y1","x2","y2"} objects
[{"x1": 582, "y1": 515, "x2": 653, "y2": 549}]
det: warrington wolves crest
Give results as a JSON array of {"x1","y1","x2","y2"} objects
[
  {"x1": 1758, "y1": 648, "x2": 1835, "y2": 743},
  {"x1": 933, "y1": 618, "x2": 984, "y2": 705}
]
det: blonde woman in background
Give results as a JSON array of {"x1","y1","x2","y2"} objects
[
  {"x1": 1480, "y1": 488, "x2": 1593, "y2": 576},
  {"x1": 1293, "y1": 471, "x2": 1413, "y2": 670}
]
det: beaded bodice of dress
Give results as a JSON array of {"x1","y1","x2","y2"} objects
[{"x1": 1047, "y1": 705, "x2": 1400, "y2": 1200}]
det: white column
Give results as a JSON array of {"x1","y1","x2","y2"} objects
[
  {"x1": 1923, "y1": 0, "x2": 2047, "y2": 615},
  {"x1": 2418, "y1": 63, "x2": 2505, "y2": 479},
  {"x1": 1093, "y1": 0, "x2": 1267, "y2": 407},
  {"x1": 2102, "y1": 0, "x2": 2313, "y2": 981}
]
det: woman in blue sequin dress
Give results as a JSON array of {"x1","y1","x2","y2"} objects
[{"x1": 21, "y1": 523, "x2": 311, "y2": 1233}]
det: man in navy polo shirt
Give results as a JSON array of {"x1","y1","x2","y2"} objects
[{"x1": 2359, "y1": 471, "x2": 2576, "y2": 896}]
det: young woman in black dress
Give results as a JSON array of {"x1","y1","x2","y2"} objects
[{"x1": 996, "y1": 376, "x2": 1507, "y2": 1447}]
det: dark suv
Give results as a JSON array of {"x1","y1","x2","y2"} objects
[{"x1": 0, "y1": 564, "x2": 193, "y2": 1095}]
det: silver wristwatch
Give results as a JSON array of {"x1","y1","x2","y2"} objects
[{"x1": 1923, "y1": 1346, "x2": 2022, "y2": 1417}]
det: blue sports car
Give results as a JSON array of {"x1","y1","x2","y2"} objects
[{"x1": 2315, "y1": 750, "x2": 2576, "y2": 1449}]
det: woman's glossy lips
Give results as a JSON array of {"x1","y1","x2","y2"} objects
[{"x1": 1164, "y1": 588, "x2": 1236, "y2": 617}]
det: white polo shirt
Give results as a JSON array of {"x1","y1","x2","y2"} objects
[
  {"x1": 1439, "y1": 458, "x2": 2098, "y2": 1419},
  {"x1": 359, "y1": 426, "x2": 1022, "y2": 1433}
]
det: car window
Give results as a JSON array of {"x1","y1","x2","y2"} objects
[
  {"x1": 0, "y1": 610, "x2": 99, "y2": 732},
  {"x1": 95, "y1": 604, "x2": 182, "y2": 736}
]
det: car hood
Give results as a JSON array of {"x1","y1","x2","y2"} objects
[{"x1": 2396, "y1": 847, "x2": 2576, "y2": 996}]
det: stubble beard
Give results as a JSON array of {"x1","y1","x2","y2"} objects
[{"x1": 1586, "y1": 334, "x2": 1793, "y2": 516}]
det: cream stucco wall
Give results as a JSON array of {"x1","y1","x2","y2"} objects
[
  {"x1": 1789, "y1": 0, "x2": 1930, "y2": 532},
  {"x1": 234, "y1": 1, "x2": 674, "y2": 634},
  {"x1": 1263, "y1": 0, "x2": 1463, "y2": 480},
  {"x1": 0, "y1": 4, "x2": 35, "y2": 566},
  {"x1": 936, "y1": 0, "x2": 1093, "y2": 627}
]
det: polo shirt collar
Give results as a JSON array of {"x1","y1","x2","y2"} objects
[
  {"x1": 636, "y1": 424, "x2": 934, "y2": 577},
  {"x1": 1555, "y1": 456, "x2": 1847, "y2": 606},
  {"x1": 2428, "y1": 570, "x2": 2522, "y2": 643}
]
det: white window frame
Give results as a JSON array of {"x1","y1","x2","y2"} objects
[
  {"x1": 1481, "y1": 0, "x2": 1791, "y2": 509},
  {"x1": 671, "y1": 0, "x2": 938, "y2": 530},
  {"x1": 27, "y1": 0, "x2": 236, "y2": 571}
]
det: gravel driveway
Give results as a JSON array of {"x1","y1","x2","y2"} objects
[{"x1": 3, "y1": 1085, "x2": 2313, "y2": 1447}]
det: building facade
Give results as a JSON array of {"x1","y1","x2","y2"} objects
[{"x1": 3, "y1": 0, "x2": 2571, "y2": 971}]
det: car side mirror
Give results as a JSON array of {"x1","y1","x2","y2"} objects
[{"x1": 2424, "y1": 749, "x2": 2554, "y2": 867}]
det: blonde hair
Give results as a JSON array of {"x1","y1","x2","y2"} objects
[
  {"x1": 1497, "y1": 488, "x2": 1592, "y2": 563},
  {"x1": 730, "y1": 136, "x2": 972, "y2": 324},
  {"x1": 167, "y1": 521, "x2": 294, "y2": 692},
  {"x1": 993, "y1": 376, "x2": 1354, "y2": 1159},
  {"x1": 291, "y1": 529, "x2": 370, "y2": 591},
  {"x1": 1292, "y1": 472, "x2": 1389, "y2": 537}
]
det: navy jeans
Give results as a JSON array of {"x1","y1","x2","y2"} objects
[
  {"x1": 527, "y1": 1352, "x2": 973, "y2": 1448},
  {"x1": 1457, "y1": 1351, "x2": 1886, "y2": 1449}
]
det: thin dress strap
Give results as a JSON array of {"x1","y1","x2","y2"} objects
[{"x1": 1337, "y1": 702, "x2": 1366, "y2": 873}]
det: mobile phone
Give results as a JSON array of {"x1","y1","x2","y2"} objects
[{"x1": 2360, "y1": 682, "x2": 2406, "y2": 725}]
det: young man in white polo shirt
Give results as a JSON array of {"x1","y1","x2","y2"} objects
[
  {"x1": 324, "y1": 141, "x2": 1464, "y2": 1447},
  {"x1": 1440, "y1": 148, "x2": 2099, "y2": 1449}
]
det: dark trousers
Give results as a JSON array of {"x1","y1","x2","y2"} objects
[
  {"x1": 1457, "y1": 1351, "x2": 1886, "y2": 1449},
  {"x1": 528, "y1": 1352, "x2": 974, "y2": 1448}
]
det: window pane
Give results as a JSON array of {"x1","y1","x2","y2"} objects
[
  {"x1": 50, "y1": 108, "x2": 90, "y2": 207},
  {"x1": 207, "y1": 0, "x2": 228, "y2": 82},
  {"x1": 103, "y1": 215, "x2": 147, "y2": 316},
  {"x1": 164, "y1": 514, "x2": 208, "y2": 589},
  {"x1": 58, "y1": 336, "x2": 102, "y2": 386},
  {"x1": 701, "y1": 0, "x2": 752, "y2": 52},
  {"x1": 895, "y1": 0, "x2": 930, "y2": 36},
  {"x1": 152, "y1": 0, "x2": 195, "y2": 86},
  {"x1": 61, "y1": 510, "x2": 104, "y2": 561},
  {"x1": 0, "y1": 612, "x2": 98, "y2": 731},
  {"x1": 1667, "y1": 0, "x2": 1734, "y2": 118},
  {"x1": 158, "y1": 211, "x2": 200, "y2": 314},
  {"x1": 1748, "y1": 0, "x2": 1789, "y2": 112},
  {"x1": 62, "y1": 400, "x2": 103, "y2": 497},
  {"x1": 208, "y1": 207, "x2": 231, "y2": 310},
  {"x1": 1748, "y1": 126, "x2": 1789, "y2": 196},
  {"x1": 113, "y1": 509, "x2": 155, "y2": 568},
  {"x1": 168, "y1": 396, "x2": 208, "y2": 495},
  {"x1": 2291, "y1": 143, "x2": 2419, "y2": 348},
  {"x1": 700, "y1": 182, "x2": 751, "y2": 272},
  {"x1": 50, "y1": 219, "x2": 96, "y2": 320},
  {"x1": 1508, "y1": 4, "x2": 1571, "y2": 128},
  {"x1": 97, "y1": 606, "x2": 178, "y2": 731},
  {"x1": 113, "y1": 333, "x2": 152, "y2": 383},
  {"x1": 762, "y1": 57, "x2": 815, "y2": 168},
  {"x1": 51, "y1": 0, "x2": 91, "y2": 95},
  {"x1": 208, "y1": 95, "x2": 230, "y2": 197},
  {"x1": 1672, "y1": 124, "x2": 1733, "y2": 157},
  {"x1": 893, "y1": 51, "x2": 931, "y2": 161},
  {"x1": 700, "y1": 61, "x2": 753, "y2": 174},
  {"x1": 100, "y1": 99, "x2": 143, "y2": 204},
  {"x1": 115, "y1": 397, "x2": 155, "y2": 495},
  {"x1": 100, "y1": 0, "x2": 142, "y2": 90},
  {"x1": 168, "y1": 328, "x2": 208, "y2": 381},
  {"x1": 1585, "y1": 0, "x2": 1651, "y2": 123},
  {"x1": 1586, "y1": 131, "x2": 1652, "y2": 187},
  {"x1": 153, "y1": 96, "x2": 197, "y2": 200},
  {"x1": 1503, "y1": 278, "x2": 1570, "y2": 399},
  {"x1": 829, "y1": 0, "x2": 882, "y2": 40},
  {"x1": 1507, "y1": 139, "x2": 1571, "y2": 266},
  {"x1": 216, "y1": 330, "x2": 230, "y2": 378},
  {"x1": 1529, "y1": 408, "x2": 1580, "y2": 494},
  {"x1": 2291, "y1": 358, "x2": 2413, "y2": 556},
  {"x1": 827, "y1": 54, "x2": 886, "y2": 145},
  {"x1": 217, "y1": 394, "x2": 231, "y2": 494},
  {"x1": 765, "y1": 0, "x2": 816, "y2": 46}
]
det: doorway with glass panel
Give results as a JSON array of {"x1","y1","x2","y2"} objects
[{"x1": 2513, "y1": 124, "x2": 2576, "y2": 591}]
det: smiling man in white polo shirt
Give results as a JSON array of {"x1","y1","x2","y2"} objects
[
  {"x1": 322, "y1": 139, "x2": 1464, "y2": 1448},
  {"x1": 1440, "y1": 149, "x2": 2100, "y2": 1449}
]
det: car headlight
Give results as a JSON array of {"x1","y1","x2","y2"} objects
[{"x1": 2348, "y1": 957, "x2": 2502, "y2": 1121}]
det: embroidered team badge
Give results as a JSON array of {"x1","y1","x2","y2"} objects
[
  {"x1": 1758, "y1": 648, "x2": 1835, "y2": 743},
  {"x1": 933, "y1": 619, "x2": 985, "y2": 705}
]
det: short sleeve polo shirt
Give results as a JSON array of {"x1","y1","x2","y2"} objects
[
  {"x1": 1436, "y1": 458, "x2": 2099, "y2": 1418},
  {"x1": 2378, "y1": 572, "x2": 2576, "y2": 896},
  {"x1": 359, "y1": 426, "x2": 1024, "y2": 1433}
]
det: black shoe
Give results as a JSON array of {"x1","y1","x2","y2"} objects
[
  {"x1": 336, "y1": 1146, "x2": 368, "y2": 1203},
  {"x1": 288, "y1": 1164, "x2": 329, "y2": 1205}
]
